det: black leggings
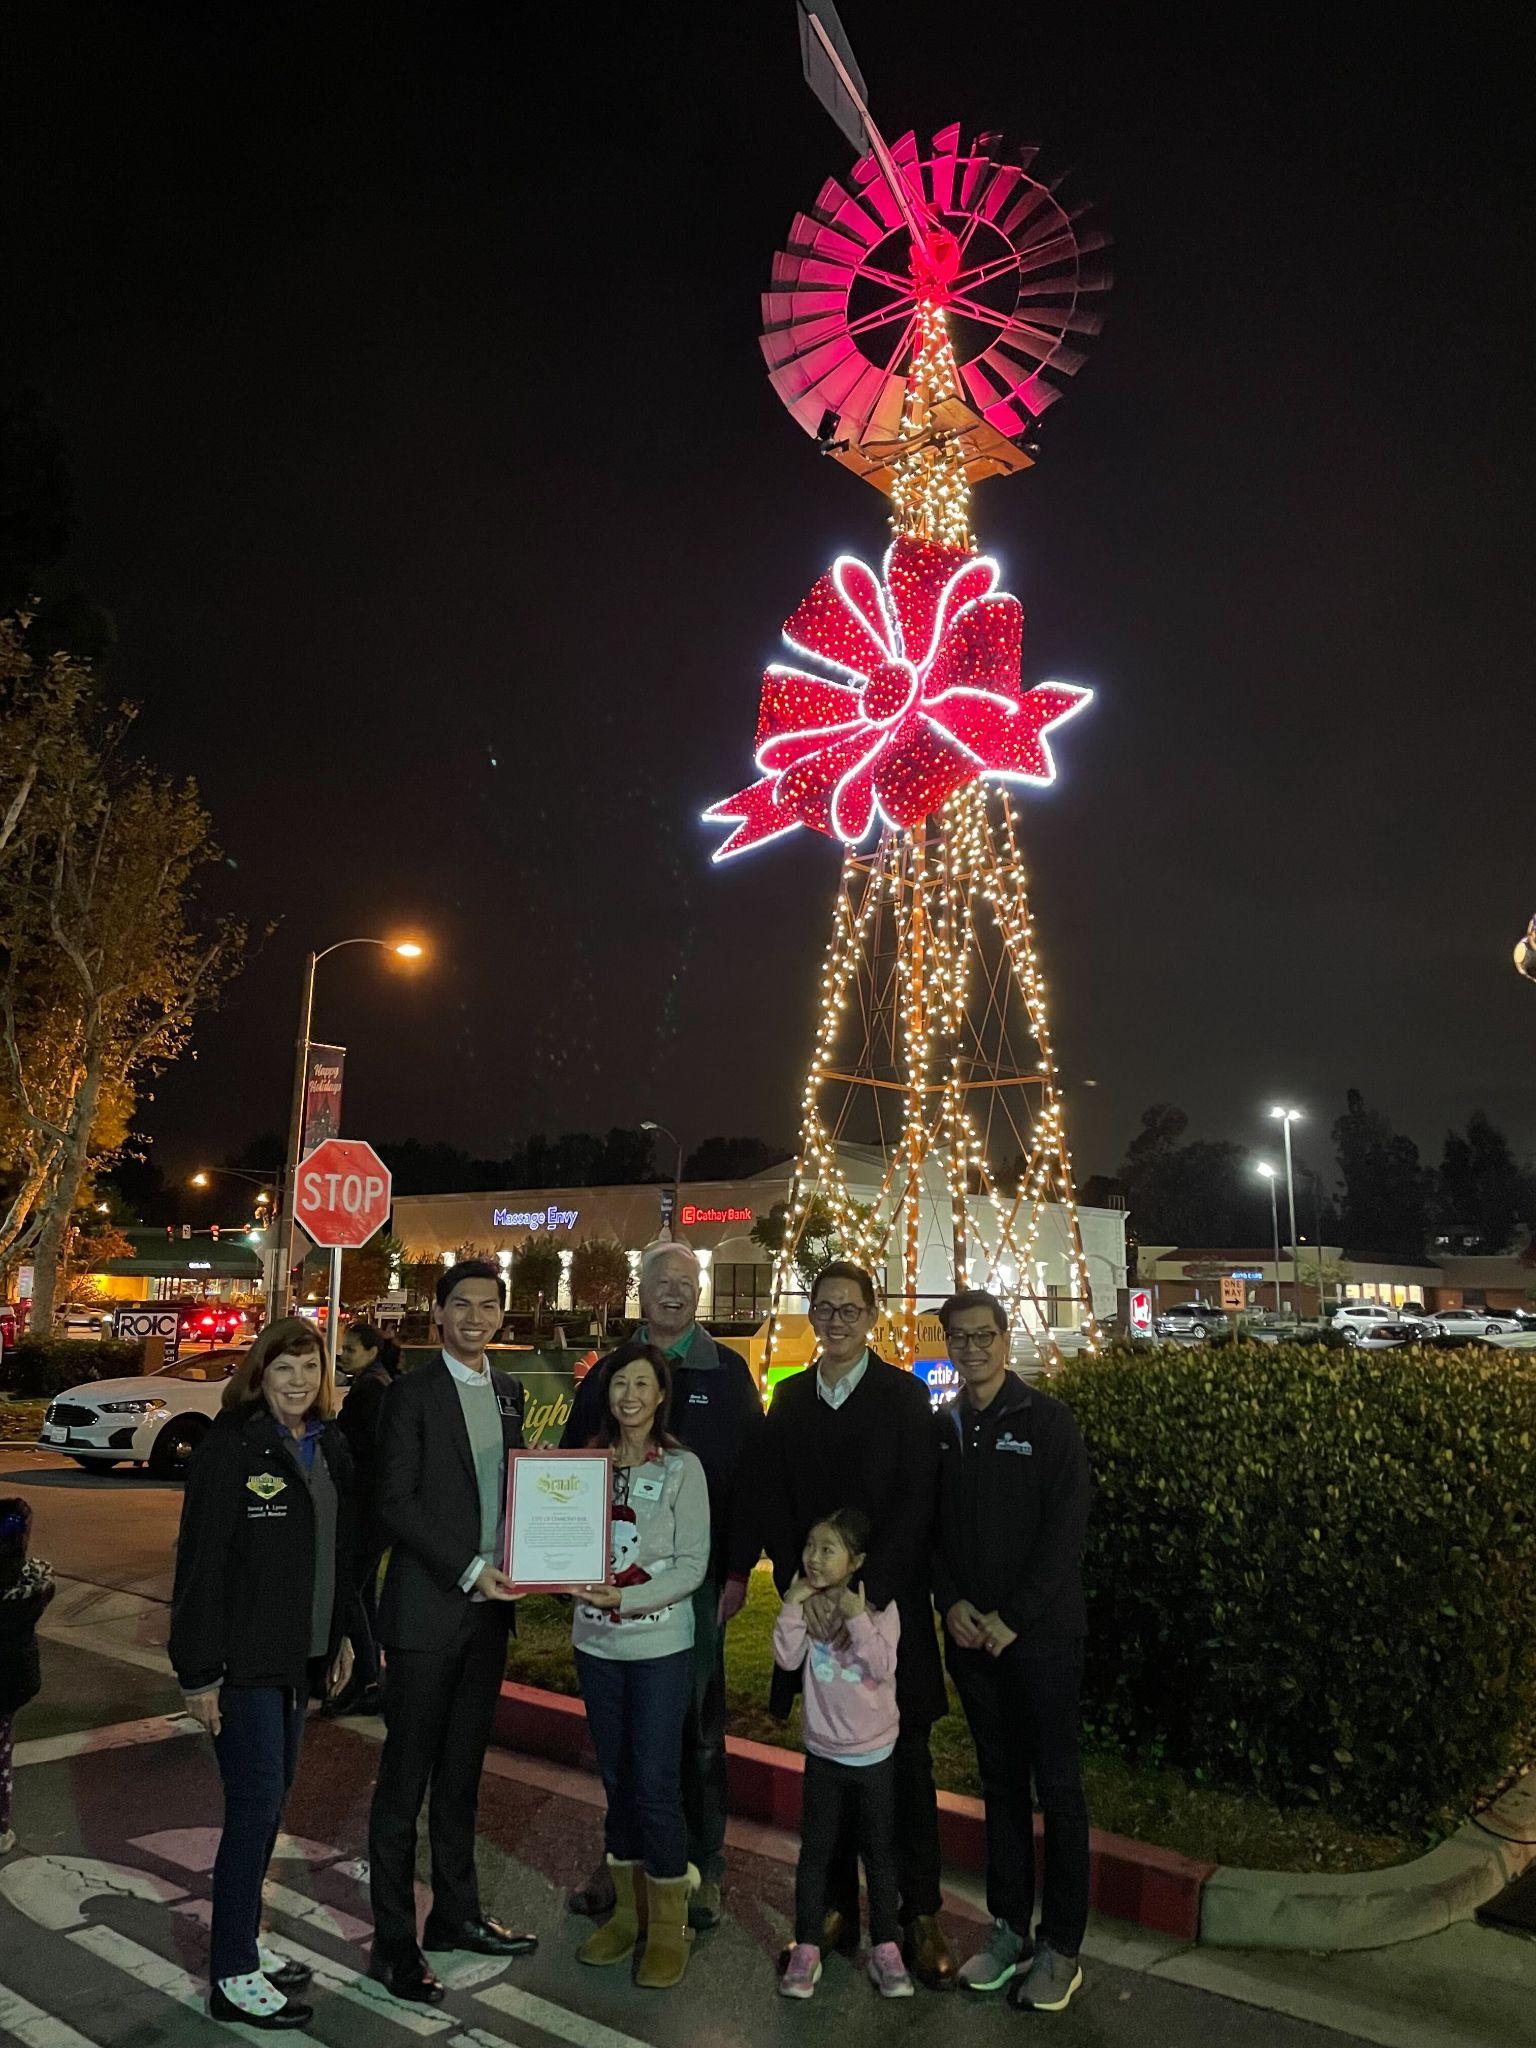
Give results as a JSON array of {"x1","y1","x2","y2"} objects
[{"x1": 795, "y1": 1751, "x2": 899, "y2": 1947}]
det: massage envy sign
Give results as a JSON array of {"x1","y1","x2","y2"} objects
[{"x1": 493, "y1": 1204, "x2": 580, "y2": 1230}]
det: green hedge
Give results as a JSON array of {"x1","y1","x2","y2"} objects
[
  {"x1": 0, "y1": 1337, "x2": 145, "y2": 1397},
  {"x1": 1056, "y1": 1343, "x2": 1536, "y2": 1832}
]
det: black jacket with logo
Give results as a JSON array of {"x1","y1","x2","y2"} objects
[
  {"x1": 168, "y1": 1402, "x2": 358, "y2": 1693},
  {"x1": 931, "y1": 1374, "x2": 1090, "y2": 1641}
]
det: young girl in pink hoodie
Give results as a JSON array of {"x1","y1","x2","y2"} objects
[{"x1": 772, "y1": 1506, "x2": 911, "y2": 2001}]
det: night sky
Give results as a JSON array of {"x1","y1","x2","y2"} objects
[{"x1": 4, "y1": 1, "x2": 1532, "y2": 1194}]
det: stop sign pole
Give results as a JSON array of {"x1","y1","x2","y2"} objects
[{"x1": 292, "y1": 1139, "x2": 392, "y2": 1371}]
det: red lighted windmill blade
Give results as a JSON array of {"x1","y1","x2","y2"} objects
[{"x1": 762, "y1": 115, "x2": 1111, "y2": 491}]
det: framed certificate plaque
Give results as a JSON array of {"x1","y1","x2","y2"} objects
[{"x1": 503, "y1": 1449, "x2": 613, "y2": 1590}]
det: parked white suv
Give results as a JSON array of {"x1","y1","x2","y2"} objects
[
  {"x1": 1331, "y1": 1303, "x2": 1397, "y2": 1337},
  {"x1": 38, "y1": 1347, "x2": 245, "y2": 1476}
]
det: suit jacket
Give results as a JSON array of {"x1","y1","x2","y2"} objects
[{"x1": 375, "y1": 1355, "x2": 526, "y2": 1652}]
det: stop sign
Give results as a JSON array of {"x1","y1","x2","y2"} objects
[{"x1": 294, "y1": 1139, "x2": 392, "y2": 1249}]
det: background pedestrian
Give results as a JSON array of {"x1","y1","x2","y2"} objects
[{"x1": 0, "y1": 1496, "x2": 54, "y2": 1856}]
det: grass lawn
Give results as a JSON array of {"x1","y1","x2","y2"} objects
[
  {"x1": 0, "y1": 1398, "x2": 46, "y2": 1443},
  {"x1": 507, "y1": 1568, "x2": 1415, "y2": 1876}
]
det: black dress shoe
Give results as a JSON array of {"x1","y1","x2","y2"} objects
[
  {"x1": 208, "y1": 1986, "x2": 313, "y2": 2028},
  {"x1": 262, "y1": 1959, "x2": 312, "y2": 1993},
  {"x1": 368, "y1": 1951, "x2": 446, "y2": 2005},
  {"x1": 422, "y1": 1915, "x2": 538, "y2": 1958}
]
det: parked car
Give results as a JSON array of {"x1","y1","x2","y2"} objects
[
  {"x1": 1334, "y1": 1302, "x2": 1437, "y2": 1344},
  {"x1": 57, "y1": 1305, "x2": 109, "y2": 1339},
  {"x1": 1154, "y1": 1302, "x2": 1226, "y2": 1340},
  {"x1": 1353, "y1": 1320, "x2": 1436, "y2": 1352},
  {"x1": 38, "y1": 1346, "x2": 246, "y2": 1476},
  {"x1": 1427, "y1": 1306, "x2": 1522, "y2": 1340},
  {"x1": 1331, "y1": 1303, "x2": 1396, "y2": 1336}
]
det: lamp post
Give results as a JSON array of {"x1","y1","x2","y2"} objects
[
  {"x1": 274, "y1": 937, "x2": 426, "y2": 1314},
  {"x1": 191, "y1": 1167, "x2": 274, "y2": 1219},
  {"x1": 640, "y1": 1120, "x2": 684, "y2": 1237},
  {"x1": 1269, "y1": 1107, "x2": 1303, "y2": 1319},
  {"x1": 1256, "y1": 1163, "x2": 1283, "y2": 1314}
]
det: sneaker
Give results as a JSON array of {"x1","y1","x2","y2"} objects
[
  {"x1": 866, "y1": 1940, "x2": 914, "y2": 1998},
  {"x1": 957, "y1": 1917, "x2": 1029, "y2": 1992},
  {"x1": 0, "y1": 1828, "x2": 15, "y2": 1856},
  {"x1": 1008, "y1": 1939, "x2": 1083, "y2": 2013},
  {"x1": 779, "y1": 1943, "x2": 822, "y2": 1999}
]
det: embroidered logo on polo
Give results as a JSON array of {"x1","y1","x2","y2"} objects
[
  {"x1": 246, "y1": 1473, "x2": 286, "y2": 1499},
  {"x1": 994, "y1": 1433, "x2": 1033, "y2": 1455}
]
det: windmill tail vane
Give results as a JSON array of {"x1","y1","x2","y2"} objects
[{"x1": 709, "y1": 15, "x2": 1111, "y2": 1371}]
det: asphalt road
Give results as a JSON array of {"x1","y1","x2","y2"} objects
[{"x1": 0, "y1": 1443, "x2": 1454, "y2": 2047}]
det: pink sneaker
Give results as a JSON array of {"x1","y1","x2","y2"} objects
[
  {"x1": 780, "y1": 1943, "x2": 822, "y2": 1999},
  {"x1": 866, "y1": 1940, "x2": 914, "y2": 1998}
]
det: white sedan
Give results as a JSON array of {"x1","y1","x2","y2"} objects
[
  {"x1": 38, "y1": 1348, "x2": 245, "y2": 1476},
  {"x1": 1428, "y1": 1307, "x2": 1522, "y2": 1339}
]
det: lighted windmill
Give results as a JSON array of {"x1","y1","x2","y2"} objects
[{"x1": 706, "y1": 5, "x2": 1111, "y2": 1368}]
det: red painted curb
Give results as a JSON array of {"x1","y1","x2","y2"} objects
[{"x1": 492, "y1": 1680, "x2": 1214, "y2": 1940}]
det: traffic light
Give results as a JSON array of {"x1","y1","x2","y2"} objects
[
  {"x1": 182, "y1": 1224, "x2": 191, "y2": 1240},
  {"x1": 210, "y1": 1224, "x2": 220, "y2": 1242}
]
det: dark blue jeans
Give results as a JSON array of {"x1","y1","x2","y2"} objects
[
  {"x1": 575, "y1": 1647, "x2": 693, "y2": 1878},
  {"x1": 947, "y1": 1636, "x2": 1090, "y2": 1954},
  {"x1": 210, "y1": 1685, "x2": 307, "y2": 1982}
]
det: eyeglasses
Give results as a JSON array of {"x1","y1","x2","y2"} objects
[
  {"x1": 810, "y1": 1301, "x2": 868, "y2": 1325},
  {"x1": 948, "y1": 1328, "x2": 1002, "y2": 1353}
]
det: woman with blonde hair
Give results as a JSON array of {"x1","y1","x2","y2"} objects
[{"x1": 169, "y1": 1316, "x2": 359, "y2": 2029}]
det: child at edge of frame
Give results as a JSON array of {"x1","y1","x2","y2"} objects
[
  {"x1": 771, "y1": 1504, "x2": 912, "y2": 2002},
  {"x1": 0, "y1": 1496, "x2": 56, "y2": 1854}
]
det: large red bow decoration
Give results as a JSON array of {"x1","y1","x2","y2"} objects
[{"x1": 705, "y1": 536, "x2": 1089, "y2": 861}]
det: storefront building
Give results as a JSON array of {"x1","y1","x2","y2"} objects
[
  {"x1": 392, "y1": 1142, "x2": 1128, "y2": 1333},
  {"x1": 88, "y1": 1228, "x2": 265, "y2": 1305}
]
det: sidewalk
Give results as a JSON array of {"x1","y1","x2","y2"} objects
[{"x1": 14, "y1": 1573, "x2": 1533, "y2": 2048}]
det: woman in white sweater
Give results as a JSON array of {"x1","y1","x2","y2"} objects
[{"x1": 569, "y1": 1340, "x2": 710, "y2": 1988}]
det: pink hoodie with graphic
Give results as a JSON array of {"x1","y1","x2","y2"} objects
[{"x1": 772, "y1": 1599, "x2": 901, "y2": 1763}]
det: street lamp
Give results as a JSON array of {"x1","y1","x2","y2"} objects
[
  {"x1": 640, "y1": 1120, "x2": 684, "y2": 1236},
  {"x1": 1269, "y1": 1107, "x2": 1303, "y2": 1319},
  {"x1": 1255, "y1": 1163, "x2": 1283, "y2": 1314},
  {"x1": 274, "y1": 935, "x2": 427, "y2": 1313}
]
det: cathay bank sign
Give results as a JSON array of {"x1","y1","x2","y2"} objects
[{"x1": 493, "y1": 1203, "x2": 579, "y2": 1230}]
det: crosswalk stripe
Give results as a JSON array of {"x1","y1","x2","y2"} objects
[
  {"x1": 0, "y1": 1985, "x2": 101, "y2": 2048},
  {"x1": 477, "y1": 1982, "x2": 655, "y2": 2048},
  {"x1": 65, "y1": 1925, "x2": 328, "y2": 2046}
]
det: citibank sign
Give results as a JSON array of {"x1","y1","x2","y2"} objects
[{"x1": 493, "y1": 1204, "x2": 579, "y2": 1230}]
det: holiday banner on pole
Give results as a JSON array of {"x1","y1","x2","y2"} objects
[{"x1": 301, "y1": 1043, "x2": 345, "y2": 1152}]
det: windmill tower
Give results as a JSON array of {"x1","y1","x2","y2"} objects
[{"x1": 706, "y1": 13, "x2": 1110, "y2": 1367}]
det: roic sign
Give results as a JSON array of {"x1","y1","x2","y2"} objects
[{"x1": 294, "y1": 1138, "x2": 392, "y2": 1249}]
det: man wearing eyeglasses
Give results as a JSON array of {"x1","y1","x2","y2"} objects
[
  {"x1": 758, "y1": 1260, "x2": 952, "y2": 1988},
  {"x1": 932, "y1": 1289, "x2": 1091, "y2": 2016}
]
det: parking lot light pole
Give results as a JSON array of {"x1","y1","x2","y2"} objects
[
  {"x1": 640, "y1": 1120, "x2": 684, "y2": 1235},
  {"x1": 275, "y1": 937, "x2": 426, "y2": 1315},
  {"x1": 1269, "y1": 1107, "x2": 1303, "y2": 1319},
  {"x1": 1256, "y1": 1163, "x2": 1283, "y2": 1314}
]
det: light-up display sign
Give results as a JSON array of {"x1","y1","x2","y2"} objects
[
  {"x1": 680, "y1": 1204, "x2": 755, "y2": 1226},
  {"x1": 493, "y1": 1204, "x2": 579, "y2": 1231}
]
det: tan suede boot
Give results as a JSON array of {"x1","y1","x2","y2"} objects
[
  {"x1": 576, "y1": 1857, "x2": 645, "y2": 1966},
  {"x1": 634, "y1": 1866, "x2": 698, "y2": 1989}
]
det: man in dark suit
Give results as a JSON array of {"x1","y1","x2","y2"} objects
[
  {"x1": 367, "y1": 1260, "x2": 539, "y2": 2004},
  {"x1": 757, "y1": 1260, "x2": 953, "y2": 1989}
]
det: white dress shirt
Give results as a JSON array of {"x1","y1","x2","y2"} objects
[{"x1": 816, "y1": 1347, "x2": 870, "y2": 1411}]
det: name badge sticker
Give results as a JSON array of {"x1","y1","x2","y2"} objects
[{"x1": 629, "y1": 1471, "x2": 665, "y2": 1503}]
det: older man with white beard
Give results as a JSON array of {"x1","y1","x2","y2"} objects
[{"x1": 560, "y1": 1241, "x2": 763, "y2": 1929}]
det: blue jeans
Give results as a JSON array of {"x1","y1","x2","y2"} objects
[
  {"x1": 575, "y1": 1647, "x2": 693, "y2": 1878},
  {"x1": 210, "y1": 1685, "x2": 307, "y2": 1982}
]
